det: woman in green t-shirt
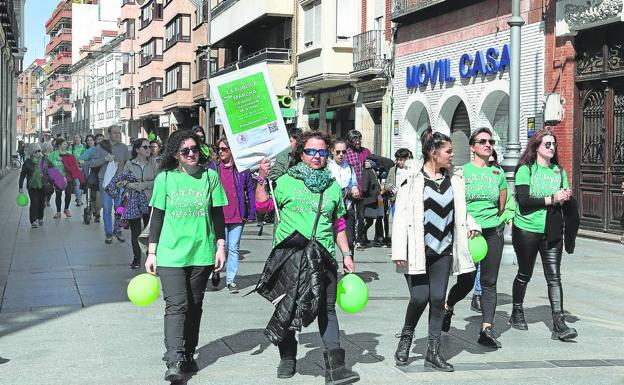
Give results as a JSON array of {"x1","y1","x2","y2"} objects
[
  {"x1": 255, "y1": 131, "x2": 359, "y2": 384},
  {"x1": 510, "y1": 129, "x2": 577, "y2": 342},
  {"x1": 48, "y1": 138, "x2": 74, "y2": 219},
  {"x1": 440, "y1": 128, "x2": 508, "y2": 349},
  {"x1": 145, "y1": 129, "x2": 228, "y2": 382}
]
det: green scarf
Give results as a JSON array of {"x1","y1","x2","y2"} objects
[
  {"x1": 287, "y1": 162, "x2": 333, "y2": 193},
  {"x1": 27, "y1": 155, "x2": 44, "y2": 190}
]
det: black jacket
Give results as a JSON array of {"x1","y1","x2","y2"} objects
[
  {"x1": 254, "y1": 230, "x2": 337, "y2": 345},
  {"x1": 360, "y1": 168, "x2": 381, "y2": 207}
]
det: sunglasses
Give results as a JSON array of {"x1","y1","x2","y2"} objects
[
  {"x1": 140, "y1": 145, "x2": 150, "y2": 150},
  {"x1": 178, "y1": 146, "x2": 199, "y2": 157},
  {"x1": 218, "y1": 147, "x2": 230, "y2": 152},
  {"x1": 542, "y1": 141, "x2": 557, "y2": 149},
  {"x1": 334, "y1": 150, "x2": 346, "y2": 155},
  {"x1": 303, "y1": 148, "x2": 329, "y2": 158},
  {"x1": 475, "y1": 139, "x2": 496, "y2": 146},
  {"x1": 35, "y1": 150, "x2": 42, "y2": 153}
]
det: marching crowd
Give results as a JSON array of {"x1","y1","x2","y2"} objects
[{"x1": 16, "y1": 124, "x2": 624, "y2": 384}]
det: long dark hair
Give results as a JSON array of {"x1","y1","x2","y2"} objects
[
  {"x1": 420, "y1": 128, "x2": 451, "y2": 162},
  {"x1": 515, "y1": 129, "x2": 559, "y2": 173},
  {"x1": 131, "y1": 137, "x2": 149, "y2": 159},
  {"x1": 191, "y1": 125, "x2": 206, "y2": 143},
  {"x1": 159, "y1": 129, "x2": 208, "y2": 171},
  {"x1": 85, "y1": 134, "x2": 96, "y2": 148},
  {"x1": 292, "y1": 131, "x2": 331, "y2": 166}
]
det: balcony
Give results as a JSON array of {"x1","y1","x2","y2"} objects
[
  {"x1": 0, "y1": 0, "x2": 20, "y2": 53},
  {"x1": 390, "y1": 0, "x2": 484, "y2": 23},
  {"x1": 46, "y1": 28, "x2": 72, "y2": 54},
  {"x1": 45, "y1": 3, "x2": 72, "y2": 34},
  {"x1": 46, "y1": 98, "x2": 71, "y2": 116},
  {"x1": 352, "y1": 30, "x2": 387, "y2": 77},
  {"x1": 210, "y1": 0, "x2": 293, "y2": 46},
  {"x1": 46, "y1": 76, "x2": 72, "y2": 95},
  {"x1": 50, "y1": 51, "x2": 72, "y2": 73}
]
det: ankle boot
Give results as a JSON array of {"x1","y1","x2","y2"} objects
[
  {"x1": 394, "y1": 327, "x2": 414, "y2": 366},
  {"x1": 441, "y1": 308, "x2": 454, "y2": 333},
  {"x1": 552, "y1": 312, "x2": 578, "y2": 341},
  {"x1": 424, "y1": 338, "x2": 453, "y2": 372},
  {"x1": 509, "y1": 303, "x2": 528, "y2": 330},
  {"x1": 323, "y1": 348, "x2": 360, "y2": 385},
  {"x1": 470, "y1": 294, "x2": 482, "y2": 313},
  {"x1": 277, "y1": 338, "x2": 297, "y2": 379}
]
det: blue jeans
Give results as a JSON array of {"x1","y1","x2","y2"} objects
[
  {"x1": 74, "y1": 178, "x2": 82, "y2": 203},
  {"x1": 473, "y1": 263, "x2": 482, "y2": 295},
  {"x1": 225, "y1": 223, "x2": 244, "y2": 285},
  {"x1": 99, "y1": 182, "x2": 121, "y2": 236}
]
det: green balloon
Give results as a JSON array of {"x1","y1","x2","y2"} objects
[
  {"x1": 127, "y1": 273, "x2": 160, "y2": 307},
  {"x1": 16, "y1": 193, "x2": 29, "y2": 207},
  {"x1": 148, "y1": 132, "x2": 156, "y2": 141},
  {"x1": 336, "y1": 273, "x2": 368, "y2": 313},
  {"x1": 468, "y1": 235, "x2": 488, "y2": 263}
]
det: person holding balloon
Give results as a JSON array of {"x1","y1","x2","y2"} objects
[
  {"x1": 509, "y1": 129, "x2": 577, "y2": 341},
  {"x1": 391, "y1": 128, "x2": 480, "y2": 372},
  {"x1": 439, "y1": 128, "x2": 508, "y2": 349},
  {"x1": 18, "y1": 143, "x2": 52, "y2": 228},
  {"x1": 145, "y1": 129, "x2": 228, "y2": 382},
  {"x1": 255, "y1": 131, "x2": 360, "y2": 384}
]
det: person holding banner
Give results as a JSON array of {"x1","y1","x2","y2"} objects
[{"x1": 255, "y1": 131, "x2": 360, "y2": 384}]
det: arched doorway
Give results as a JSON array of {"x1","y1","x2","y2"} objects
[
  {"x1": 450, "y1": 101, "x2": 471, "y2": 167},
  {"x1": 401, "y1": 99, "x2": 430, "y2": 158}
]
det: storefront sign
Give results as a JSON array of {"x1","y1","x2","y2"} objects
[
  {"x1": 210, "y1": 62, "x2": 290, "y2": 171},
  {"x1": 406, "y1": 44, "x2": 511, "y2": 89}
]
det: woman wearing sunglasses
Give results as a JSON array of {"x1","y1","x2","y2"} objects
[
  {"x1": 509, "y1": 129, "x2": 577, "y2": 341},
  {"x1": 18, "y1": 143, "x2": 52, "y2": 228},
  {"x1": 123, "y1": 138, "x2": 159, "y2": 269},
  {"x1": 439, "y1": 128, "x2": 508, "y2": 349},
  {"x1": 145, "y1": 129, "x2": 227, "y2": 382},
  {"x1": 255, "y1": 131, "x2": 359, "y2": 384}
]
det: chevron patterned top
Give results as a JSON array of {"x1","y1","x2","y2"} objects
[{"x1": 423, "y1": 174, "x2": 454, "y2": 256}]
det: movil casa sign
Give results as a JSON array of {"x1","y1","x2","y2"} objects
[{"x1": 405, "y1": 44, "x2": 511, "y2": 89}]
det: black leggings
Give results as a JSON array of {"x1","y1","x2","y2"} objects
[
  {"x1": 402, "y1": 253, "x2": 452, "y2": 338},
  {"x1": 27, "y1": 188, "x2": 46, "y2": 223},
  {"x1": 511, "y1": 225, "x2": 564, "y2": 314},
  {"x1": 446, "y1": 227, "x2": 504, "y2": 325},
  {"x1": 128, "y1": 213, "x2": 150, "y2": 259},
  {"x1": 55, "y1": 186, "x2": 72, "y2": 212},
  {"x1": 345, "y1": 205, "x2": 356, "y2": 254}
]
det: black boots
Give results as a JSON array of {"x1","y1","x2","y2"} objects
[
  {"x1": 477, "y1": 326, "x2": 502, "y2": 348},
  {"x1": 164, "y1": 361, "x2": 185, "y2": 382},
  {"x1": 183, "y1": 352, "x2": 199, "y2": 373},
  {"x1": 552, "y1": 312, "x2": 578, "y2": 341},
  {"x1": 424, "y1": 338, "x2": 454, "y2": 372},
  {"x1": 509, "y1": 303, "x2": 528, "y2": 330},
  {"x1": 323, "y1": 348, "x2": 360, "y2": 385},
  {"x1": 470, "y1": 294, "x2": 482, "y2": 313},
  {"x1": 277, "y1": 337, "x2": 297, "y2": 379},
  {"x1": 441, "y1": 308, "x2": 454, "y2": 333},
  {"x1": 394, "y1": 327, "x2": 414, "y2": 366}
]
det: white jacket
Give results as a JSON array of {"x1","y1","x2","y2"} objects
[{"x1": 391, "y1": 160, "x2": 480, "y2": 276}]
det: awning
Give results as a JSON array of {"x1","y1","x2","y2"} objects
[
  {"x1": 280, "y1": 108, "x2": 297, "y2": 118},
  {"x1": 308, "y1": 111, "x2": 335, "y2": 121}
]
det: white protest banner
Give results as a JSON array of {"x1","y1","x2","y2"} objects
[{"x1": 209, "y1": 62, "x2": 290, "y2": 171}]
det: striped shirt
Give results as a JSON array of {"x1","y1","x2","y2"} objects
[{"x1": 423, "y1": 172, "x2": 454, "y2": 256}]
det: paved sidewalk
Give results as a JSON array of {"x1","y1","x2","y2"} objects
[{"x1": 1, "y1": 170, "x2": 623, "y2": 385}]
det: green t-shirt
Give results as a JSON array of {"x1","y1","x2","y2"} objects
[
  {"x1": 513, "y1": 164, "x2": 569, "y2": 234},
  {"x1": 48, "y1": 150, "x2": 67, "y2": 177},
  {"x1": 463, "y1": 162, "x2": 508, "y2": 229},
  {"x1": 273, "y1": 174, "x2": 346, "y2": 257},
  {"x1": 71, "y1": 144, "x2": 85, "y2": 159},
  {"x1": 150, "y1": 169, "x2": 228, "y2": 267}
]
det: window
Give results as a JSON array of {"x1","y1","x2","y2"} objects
[
  {"x1": 139, "y1": 78, "x2": 163, "y2": 104},
  {"x1": 165, "y1": 15, "x2": 191, "y2": 50},
  {"x1": 140, "y1": 38, "x2": 163, "y2": 67},
  {"x1": 122, "y1": 0, "x2": 135, "y2": 5},
  {"x1": 140, "y1": 0, "x2": 163, "y2": 30},
  {"x1": 122, "y1": 54, "x2": 135, "y2": 74},
  {"x1": 165, "y1": 63, "x2": 190, "y2": 94},
  {"x1": 303, "y1": 1, "x2": 321, "y2": 48},
  {"x1": 121, "y1": 88, "x2": 134, "y2": 109},
  {"x1": 195, "y1": 0, "x2": 209, "y2": 27},
  {"x1": 122, "y1": 19, "x2": 135, "y2": 39},
  {"x1": 336, "y1": 0, "x2": 352, "y2": 41}
]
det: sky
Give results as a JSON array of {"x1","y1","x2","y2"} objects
[{"x1": 23, "y1": 0, "x2": 60, "y2": 68}]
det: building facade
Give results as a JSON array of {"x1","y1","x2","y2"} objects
[
  {"x1": 17, "y1": 59, "x2": 46, "y2": 143},
  {"x1": 391, "y1": 0, "x2": 545, "y2": 167},
  {"x1": 546, "y1": 0, "x2": 624, "y2": 234}
]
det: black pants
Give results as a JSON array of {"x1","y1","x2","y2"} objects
[
  {"x1": 402, "y1": 253, "x2": 452, "y2": 338},
  {"x1": 363, "y1": 217, "x2": 376, "y2": 242},
  {"x1": 89, "y1": 185, "x2": 101, "y2": 217},
  {"x1": 55, "y1": 186, "x2": 72, "y2": 212},
  {"x1": 354, "y1": 199, "x2": 365, "y2": 243},
  {"x1": 345, "y1": 205, "x2": 356, "y2": 255},
  {"x1": 374, "y1": 198, "x2": 390, "y2": 241},
  {"x1": 159, "y1": 265, "x2": 213, "y2": 363},
  {"x1": 278, "y1": 268, "x2": 340, "y2": 357},
  {"x1": 128, "y1": 214, "x2": 150, "y2": 259},
  {"x1": 446, "y1": 227, "x2": 504, "y2": 325},
  {"x1": 511, "y1": 225, "x2": 564, "y2": 314},
  {"x1": 27, "y1": 188, "x2": 46, "y2": 223}
]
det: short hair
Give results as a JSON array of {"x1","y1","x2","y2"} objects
[
  {"x1": 41, "y1": 142, "x2": 53, "y2": 154},
  {"x1": 332, "y1": 138, "x2": 348, "y2": 149},
  {"x1": 54, "y1": 137, "x2": 67, "y2": 149},
  {"x1": 27, "y1": 143, "x2": 41, "y2": 157},
  {"x1": 469, "y1": 127, "x2": 493, "y2": 145},
  {"x1": 292, "y1": 131, "x2": 331, "y2": 165},
  {"x1": 287, "y1": 127, "x2": 303, "y2": 140},
  {"x1": 394, "y1": 148, "x2": 413, "y2": 160},
  {"x1": 216, "y1": 136, "x2": 229, "y2": 147},
  {"x1": 347, "y1": 129, "x2": 362, "y2": 141},
  {"x1": 107, "y1": 125, "x2": 121, "y2": 135}
]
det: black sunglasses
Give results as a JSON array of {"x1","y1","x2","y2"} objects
[
  {"x1": 178, "y1": 146, "x2": 199, "y2": 156},
  {"x1": 140, "y1": 145, "x2": 150, "y2": 150},
  {"x1": 475, "y1": 139, "x2": 496, "y2": 146},
  {"x1": 218, "y1": 147, "x2": 230, "y2": 152},
  {"x1": 543, "y1": 141, "x2": 557, "y2": 149},
  {"x1": 303, "y1": 148, "x2": 329, "y2": 158},
  {"x1": 334, "y1": 150, "x2": 346, "y2": 155}
]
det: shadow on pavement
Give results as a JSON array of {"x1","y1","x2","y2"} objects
[
  {"x1": 195, "y1": 328, "x2": 272, "y2": 370},
  {"x1": 0, "y1": 356, "x2": 9, "y2": 364}
]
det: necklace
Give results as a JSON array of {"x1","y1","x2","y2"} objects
[{"x1": 424, "y1": 166, "x2": 444, "y2": 192}]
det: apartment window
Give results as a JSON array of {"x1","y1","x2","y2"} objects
[
  {"x1": 336, "y1": 0, "x2": 353, "y2": 41},
  {"x1": 122, "y1": 19, "x2": 135, "y2": 39},
  {"x1": 122, "y1": 0, "x2": 135, "y2": 5},
  {"x1": 195, "y1": 51, "x2": 209, "y2": 81},
  {"x1": 303, "y1": 1, "x2": 321, "y2": 48},
  {"x1": 140, "y1": 0, "x2": 163, "y2": 30},
  {"x1": 165, "y1": 15, "x2": 191, "y2": 50},
  {"x1": 195, "y1": 0, "x2": 209, "y2": 27},
  {"x1": 165, "y1": 63, "x2": 190, "y2": 94},
  {"x1": 121, "y1": 88, "x2": 134, "y2": 109},
  {"x1": 140, "y1": 38, "x2": 163, "y2": 67},
  {"x1": 139, "y1": 78, "x2": 163, "y2": 104},
  {"x1": 122, "y1": 54, "x2": 135, "y2": 74}
]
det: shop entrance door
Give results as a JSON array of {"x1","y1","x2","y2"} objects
[{"x1": 576, "y1": 80, "x2": 624, "y2": 233}]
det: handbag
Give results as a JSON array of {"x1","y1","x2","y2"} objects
[
  {"x1": 45, "y1": 161, "x2": 67, "y2": 190},
  {"x1": 138, "y1": 172, "x2": 167, "y2": 255},
  {"x1": 40, "y1": 160, "x2": 54, "y2": 196}
]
